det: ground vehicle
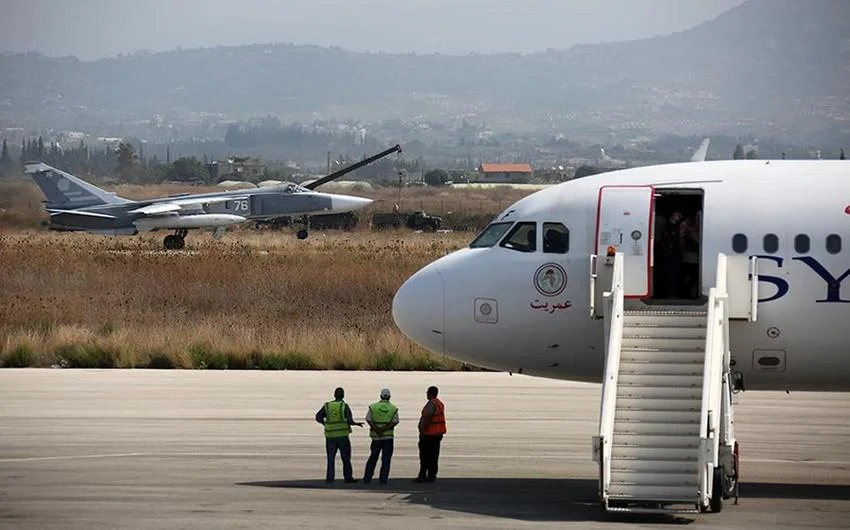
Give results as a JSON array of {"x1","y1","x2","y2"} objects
[{"x1": 371, "y1": 210, "x2": 442, "y2": 232}]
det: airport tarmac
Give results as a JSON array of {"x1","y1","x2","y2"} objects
[{"x1": 1, "y1": 370, "x2": 849, "y2": 529}]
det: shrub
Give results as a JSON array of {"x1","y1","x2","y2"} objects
[
  {"x1": 147, "y1": 353, "x2": 175, "y2": 369},
  {"x1": 56, "y1": 344, "x2": 117, "y2": 368},
  {"x1": 3, "y1": 345, "x2": 34, "y2": 367},
  {"x1": 257, "y1": 351, "x2": 317, "y2": 370},
  {"x1": 371, "y1": 351, "x2": 409, "y2": 371},
  {"x1": 189, "y1": 344, "x2": 228, "y2": 370}
]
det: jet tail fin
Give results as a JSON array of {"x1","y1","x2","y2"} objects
[
  {"x1": 24, "y1": 162, "x2": 129, "y2": 209},
  {"x1": 690, "y1": 138, "x2": 711, "y2": 162}
]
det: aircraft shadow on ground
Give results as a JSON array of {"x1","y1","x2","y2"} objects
[
  {"x1": 238, "y1": 478, "x2": 694, "y2": 524},
  {"x1": 740, "y1": 482, "x2": 850, "y2": 501}
]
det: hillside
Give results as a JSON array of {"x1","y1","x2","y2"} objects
[{"x1": 0, "y1": 0, "x2": 847, "y2": 143}]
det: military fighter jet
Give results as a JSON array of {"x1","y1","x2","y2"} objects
[{"x1": 25, "y1": 144, "x2": 401, "y2": 249}]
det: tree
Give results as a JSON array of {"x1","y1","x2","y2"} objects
[
  {"x1": 732, "y1": 144, "x2": 745, "y2": 160},
  {"x1": 423, "y1": 169, "x2": 449, "y2": 187},
  {"x1": 116, "y1": 142, "x2": 138, "y2": 179},
  {"x1": 745, "y1": 149, "x2": 758, "y2": 160},
  {"x1": 164, "y1": 157, "x2": 210, "y2": 183},
  {"x1": 0, "y1": 139, "x2": 13, "y2": 177}
]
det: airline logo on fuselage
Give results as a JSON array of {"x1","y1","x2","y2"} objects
[
  {"x1": 534, "y1": 263, "x2": 567, "y2": 296},
  {"x1": 757, "y1": 255, "x2": 850, "y2": 303}
]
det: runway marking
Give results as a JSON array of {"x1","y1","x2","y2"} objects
[{"x1": 2, "y1": 452, "x2": 849, "y2": 465}]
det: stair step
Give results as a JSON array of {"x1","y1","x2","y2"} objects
[
  {"x1": 612, "y1": 445, "x2": 698, "y2": 460},
  {"x1": 623, "y1": 313, "x2": 706, "y2": 326},
  {"x1": 624, "y1": 310, "x2": 707, "y2": 317},
  {"x1": 621, "y1": 337, "x2": 705, "y2": 350},
  {"x1": 620, "y1": 349, "x2": 705, "y2": 364},
  {"x1": 620, "y1": 362, "x2": 704, "y2": 376},
  {"x1": 614, "y1": 421, "x2": 700, "y2": 436},
  {"x1": 609, "y1": 471, "x2": 699, "y2": 487},
  {"x1": 606, "y1": 504, "x2": 699, "y2": 515},
  {"x1": 607, "y1": 483, "x2": 698, "y2": 501},
  {"x1": 616, "y1": 397, "x2": 700, "y2": 411},
  {"x1": 616, "y1": 385, "x2": 702, "y2": 400},
  {"x1": 613, "y1": 434, "x2": 700, "y2": 448},
  {"x1": 622, "y1": 326, "x2": 707, "y2": 340},
  {"x1": 612, "y1": 459, "x2": 699, "y2": 473},
  {"x1": 618, "y1": 373, "x2": 703, "y2": 387},
  {"x1": 615, "y1": 409, "x2": 701, "y2": 423}
]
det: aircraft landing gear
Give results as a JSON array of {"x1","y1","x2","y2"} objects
[
  {"x1": 296, "y1": 229, "x2": 309, "y2": 240},
  {"x1": 163, "y1": 229, "x2": 187, "y2": 250}
]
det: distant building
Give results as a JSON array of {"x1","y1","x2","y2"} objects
[{"x1": 477, "y1": 163, "x2": 533, "y2": 183}]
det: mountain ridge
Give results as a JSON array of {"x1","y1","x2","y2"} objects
[{"x1": 0, "y1": 0, "x2": 847, "y2": 144}]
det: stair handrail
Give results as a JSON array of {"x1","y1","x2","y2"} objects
[
  {"x1": 598, "y1": 252, "x2": 625, "y2": 502},
  {"x1": 698, "y1": 253, "x2": 729, "y2": 508}
]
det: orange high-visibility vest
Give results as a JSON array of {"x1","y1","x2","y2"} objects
[{"x1": 422, "y1": 398, "x2": 446, "y2": 435}]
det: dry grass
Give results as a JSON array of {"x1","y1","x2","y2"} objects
[
  {"x1": 0, "y1": 180, "x2": 48, "y2": 229},
  {"x1": 0, "y1": 182, "x2": 537, "y2": 369},
  {"x1": 0, "y1": 230, "x2": 474, "y2": 369}
]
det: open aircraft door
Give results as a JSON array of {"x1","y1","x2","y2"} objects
[{"x1": 595, "y1": 186, "x2": 654, "y2": 298}]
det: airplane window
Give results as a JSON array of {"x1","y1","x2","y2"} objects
[
  {"x1": 826, "y1": 234, "x2": 842, "y2": 255},
  {"x1": 469, "y1": 222, "x2": 513, "y2": 248},
  {"x1": 794, "y1": 234, "x2": 810, "y2": 254},
  {"x1": 732, "y1": 233, "x2": 748, "y2": 254},
  {"x1": 763, "y1": 234, "x2": 779, "y2": 254},
  {"x1": 542, "y1": 222, "x2": 569, "y2": 254},
  {"x1": 500, "y1": 222, "x2": 537, "y2": 252}
]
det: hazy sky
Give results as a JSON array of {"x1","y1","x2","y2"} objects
[{"x1": 1, "y1": 0, "x2": 745, "y2": 60}]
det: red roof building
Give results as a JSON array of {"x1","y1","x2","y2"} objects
[{"x1": 477, "y1": 163, "x2": 533, "y2": 183}]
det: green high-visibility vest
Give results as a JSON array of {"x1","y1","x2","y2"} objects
[
  {"x1": 324, "y1": 400, "x2": 352, "y2": 439},
  {"x1": 368, "y1": 400, "x2": 398, "y2": 439}
]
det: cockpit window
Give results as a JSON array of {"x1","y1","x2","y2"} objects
[
  {"x1": 543, "y1": 223, "x2": 570, "y2": 254},
  {"x1": 500, "y1": 222, "x2": 537, "y2": 252},
  {"x1": 469, "y1": 222, "x2": 513, "y2": 248}
]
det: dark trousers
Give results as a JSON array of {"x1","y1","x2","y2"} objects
[
  {"x1": 418, "y1": 434, "x2": 443, "y2": 480},
  {"x1": 363, "y1": 439, "x2": 394, "y2": 484},
  {"x1": 325, "y1": 436, "x2": 353, "y2": 483}
]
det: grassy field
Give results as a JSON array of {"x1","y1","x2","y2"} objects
[
  {"x1": 0, "y1": 230, "x2": 480, "y2": 369},
  {"x1": 0, "y1": 179, "x2": 538, "y2": 370}
]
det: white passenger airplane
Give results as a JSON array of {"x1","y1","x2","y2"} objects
[
  {"x1": 393, "y1": 159, "x2": 849, "y2": 391},
  {"x1": 392, "y1": 158, "x2": 849, "y2": 513}
]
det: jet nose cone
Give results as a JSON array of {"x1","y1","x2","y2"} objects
[
  {"x1": 392, "y1": 263, "x2": 444, "y2": 354},
  {"x1": 330, "y1": 195, "x2": 373, "y2": 212}
]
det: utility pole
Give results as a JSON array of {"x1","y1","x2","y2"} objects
[{"x1": 397, "y1": 169, "x2": 405, "y2": 209}]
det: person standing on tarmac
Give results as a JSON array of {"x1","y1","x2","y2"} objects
[
  {"x1": 315, "y1": 387, "x2": 363, "y2": 484},
  {"x1": 415, "y1": 385, "x2": 446, "y2": 483},
  {"x1": 362, "y1": 388, "x2": 399, "y2": 485}
]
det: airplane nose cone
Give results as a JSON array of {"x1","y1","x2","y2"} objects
[
  {"x1": 392, "y1": 263, "x2": 444, "y2": 354},
  {"x1": 330, "y1": 195, "x2": 373, "y2": 212}
]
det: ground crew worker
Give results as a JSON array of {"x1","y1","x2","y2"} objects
[
  {"x1": 315, "y1": 387, "x2": 362, "y2": 484},
  {"x1": 362, "y1": 387, "x2": 399, "y2": 485},
  {"x1": 415, "y1": 385, "x2": 446, "y2": 483}
]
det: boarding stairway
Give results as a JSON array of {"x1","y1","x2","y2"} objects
[{"x1": 591, "y1": 252, "x2": 752, "y2": 514}]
